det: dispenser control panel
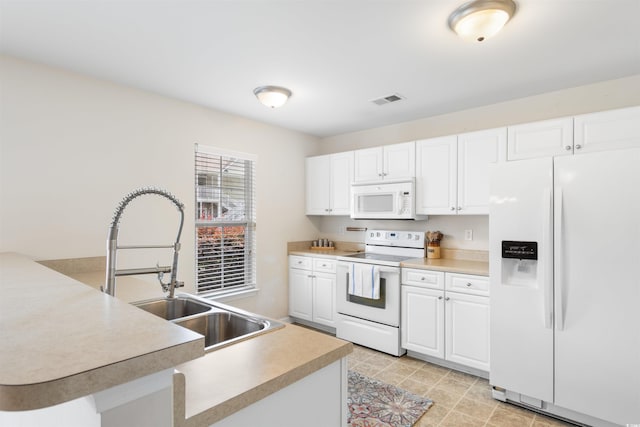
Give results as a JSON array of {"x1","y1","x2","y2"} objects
[{"x1": 502, "y1": 241, "x2": 538, "y2": 260}]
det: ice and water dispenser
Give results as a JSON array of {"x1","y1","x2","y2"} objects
[{"x1": 501, "y1": 241, "x2": 538, "y2": 287}]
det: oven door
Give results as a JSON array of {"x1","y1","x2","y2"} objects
[{"x1": 336, "y1": 261, "x2": 401, "y2": 327}]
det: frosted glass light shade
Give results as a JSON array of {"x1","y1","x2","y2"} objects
[
  {"x1": 253, "y1": 86, "x2": 292, "y2": 108},
  {"x1": 448, "y1": 0, "x2": 516, "y2": 42}
]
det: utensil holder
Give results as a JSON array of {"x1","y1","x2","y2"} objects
[{"x1": 427, "y1": 242, "x2": 441, "y2": 259}]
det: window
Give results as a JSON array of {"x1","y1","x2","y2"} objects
[{"x1": 195, "y1": 144, "x2": 256, "y2": 296}]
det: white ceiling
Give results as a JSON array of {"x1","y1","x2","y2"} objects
[{"x1": 1, "y1": 0, "x2": 639, "y2": 137}]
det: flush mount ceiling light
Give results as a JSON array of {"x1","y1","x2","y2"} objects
[
  {"x1": 253, "y1": 85, "x2": 292, "y2": 108},
  {"x1": 448, "y1": 0, "x2": 516, "y2": 42}
]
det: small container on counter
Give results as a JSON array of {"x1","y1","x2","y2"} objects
[{"x1": 427, "y1": 242, "x2": 441, "y2": 259}]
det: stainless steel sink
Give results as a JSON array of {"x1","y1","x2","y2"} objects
[
  {"x1": 133, "y1": 296, "x2": 211, "y2": 320},
  {"x1": 176, "y1": 310, "x2": 270, "y2": 351},
  {"x1": 132, "y1": 294, "x2": 284, "y2": 352}
]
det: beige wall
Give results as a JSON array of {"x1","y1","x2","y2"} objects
[
  {"x1": 0, "y1": 55, "x2": 320, "y2": 319},
  {"x1": 318, "y1": 74, "x2": 640, "y2": 153}
]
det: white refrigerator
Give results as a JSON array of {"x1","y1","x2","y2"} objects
[{"x1": 489, "y1": 148, "x2": 640, "y2": 427}]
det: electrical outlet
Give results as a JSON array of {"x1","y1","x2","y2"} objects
[
  {"x1": 464, "y1": 229, "x2": 473, "y2": 241},
  {"x1": 338, "y1": 225, "x2": 345, "y2": 235}
]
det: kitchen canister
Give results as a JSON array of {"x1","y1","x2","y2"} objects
[
  {"x1": 427, "y1": 241, "x2": 441, "y2": 259},
  {"x1": 426, "y1": 230, "x2": 443, "y2": 259}
]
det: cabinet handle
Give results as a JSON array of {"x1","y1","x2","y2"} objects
[
  {"x1": 457, "y1": 206, "x2": 462, "y2": 211},
  {"x1": 438, "y1": 296, "x2": 443, "y2": 300},
  {"x1": 466, "y1": 282, "x2": 472, "y2": 287},
  {"x1": 445, "y1": 297, "x2": 450, "y2": 301},
  {"x1": 450, "y1": 207, "x2": 456, "y2": 211},
  {"x1": 565, "y1": 145, "x2": 572, "y2": 151},
  {"x1": 575, "y1": 144, "x2": 582, "y2": 150},
  {"x1": 420, "y1": 277, "x2": 425, "y2": 280}
]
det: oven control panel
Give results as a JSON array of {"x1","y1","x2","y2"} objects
[{"x1": 366, "y1": 229, "x2": 425, "y2": 249}]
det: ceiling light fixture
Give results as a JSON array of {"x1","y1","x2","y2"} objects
[
  {"x1": 448, "y1": 0, "x2": 516, "y2": 42},
  {"x1": 253, "y1": 85, "x2": 292, "y2": 108}
]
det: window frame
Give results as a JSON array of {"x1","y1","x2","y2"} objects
[{"x1": 194, "y1": 144, "x2": 257, "y2": 298}]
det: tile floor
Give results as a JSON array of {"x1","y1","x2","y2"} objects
[{"x1": 347, "y1": 345, "x2": 577, "y2": 427}]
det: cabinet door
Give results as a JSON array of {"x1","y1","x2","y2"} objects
[
  {"x1": 289, "y1": 268, "x2": 313, "y2": 321},
  {"x1": 353, "y1": 147, "x2": 383, "y2": 183},
  {"x1": 574, "y1": 105, "x2": 640, "y2": 154},
  {"x1": 401, "y1": 285, "x2": 445, "y2": 358},
  {"x1": 507, "y1": 117, "x2": 574, "y2": 160},
  {"x1": 457, "y1": 127, "x2": 506, "y2": 214},
  {"x1": 445, "y1": 292, "x2": 490, "y2": 371},
  {"x1": 383, "y1": 141, "x2": 415, "y2": 181},
  {"x1": 305, "y1": 155, "x2": 331, "y2": 215},
  {"x1": 312, "y1": 272, "x2": 336, "y2": 327},
  {"x1": 329, "y1": 151, "x2": 354, "y2": 215},
  {"x1": 415, "y1": 136, "x2": 457, "y2": 215}
]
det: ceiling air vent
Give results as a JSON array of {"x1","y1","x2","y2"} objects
[{"x1": 371, "y1": 93, "x2": 405, "y2": 106}]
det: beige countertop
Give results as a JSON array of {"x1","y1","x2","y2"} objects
[
  {"x1": 288, "y1": 249, "x2": 359, "y2": 259},
  {"x1": 173, "y1": 324, "x2": 352, "y2": 427},
  {"x1": 0, "y1": 252, "x2": 204, "y2": 411},
  {"x1": 4, "y1": 253, "x2": 352, "y2": 425},
  {"x1": 289, "y1": 244, "x2": 489, "y2": 276},
  {"x1": 401, "y1": 257, "x2": 489, "y2": 276}
]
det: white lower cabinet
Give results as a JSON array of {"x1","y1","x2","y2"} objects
[
  {"x1": 402, "y1": 285, "x2": 445, "y2": 359},
  {"x1": 401, "y1": 268, "x2": 490, "y2": 372},
  {"x1": 444, "y1": 291, "x2": 490, "y2": 371},
  {"x1": 289, "y1": 255, "x2": 337, "y2": 330}
]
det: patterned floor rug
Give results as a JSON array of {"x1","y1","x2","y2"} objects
[{"x1": 348, "y1": 370, "x2": 433, "y2": 427}]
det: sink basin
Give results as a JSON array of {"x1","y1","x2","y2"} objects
[
  {"x1": 176, "y1": 310, "x2": 270, "y2": 351},
  {"x1": 132, "y1": 294, "x2": 284, "y2": 352},
  {"x1": 133, "y1": 296, "x2": 211, "y2": 320}
]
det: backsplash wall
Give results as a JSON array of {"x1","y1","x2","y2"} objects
[{"x1": 315, "y1": 215, "x2": 489, "y2": 250}]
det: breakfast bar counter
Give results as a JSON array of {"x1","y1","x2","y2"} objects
[
  {"x1": 0, "y1": 252, "x2": 204, "y2": 412},
  {"x1": 1, "y1": 253, "x2": 352, "y2": 426}
]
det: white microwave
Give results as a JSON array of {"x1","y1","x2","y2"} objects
[{"x1": 351, "y1": 180, "x2": 424, "y2": 220}]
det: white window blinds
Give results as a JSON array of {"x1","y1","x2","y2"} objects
[{"x1": 195, "y1": 145, "x2": 256, "y2": 295}]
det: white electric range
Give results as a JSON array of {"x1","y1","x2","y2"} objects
[{"x1": 336, "y1": 229, "x2": 425, "y2": 356}]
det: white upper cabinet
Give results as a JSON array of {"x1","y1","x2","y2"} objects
[
  {"x1": 507, "y1": 106, "x2": 640, "y2": 161},
  {"x1": 416, "y1": 128, "x2": 505, "y2": 215},
  {"x1": 305, "y1": 151, "x2": 354, "y2": 215},
  {"x1": 416, "y1": 136, "x2": 457, "y2": 215},
  {"x1": 507, "y1": 117, "x2": 574, "y2": 160},
  {"x1": 457, "y1": 128, "x2": 507, "y2": 214},
  {"x1": 353, "y1": 141, "x2": 415, "y2": 183},
  {"x1": 574, "y1": 106, "x2": 640, "y2": 153}
]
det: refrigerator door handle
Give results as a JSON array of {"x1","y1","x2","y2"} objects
[
  {"x1": 555, "y1": 186, "x2": 565, "y2": 331},
  {"x1": 542, "y1": 188, "x2": 553, "y2": 329}
]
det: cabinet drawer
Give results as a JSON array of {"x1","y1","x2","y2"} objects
[
  {"x1": 402, "y1": 268, "x2": 444, "y2": 290},
  {"x1": 289, "y1": 255, "x2": 312, "y2": 270},
  {"x1": 313, "y1": 257, "x2": 336, "y2": 273},
  {"x1": 445, "y1": 273, "x2": 489, "y2": 296}
]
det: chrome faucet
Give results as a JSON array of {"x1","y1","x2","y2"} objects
[{"x1": 103, "y1": 187, "x2": 185, "y2": 298}]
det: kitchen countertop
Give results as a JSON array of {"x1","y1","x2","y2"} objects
[
  {"x1": 288, "y1": 245, "x2": 489, "y2": 276},
  {"x1": 2, "y1": 253, "x2": 353, "y2": 425},
  {"x1": 401, "y1": 257, "x2": 489, "y2": 276},
  {"x1": 0, "y1": 252, "x2": 204, "y2": 411},
  {"x1": 288, "y1": 248, "x2": 360, "y2": 259},
  {"x1": 173, "y1": 324, "x2": 352, "y2": 426}
]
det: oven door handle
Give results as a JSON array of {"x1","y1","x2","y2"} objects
[
  {"x1": 376, "y1": 267, "x2": 400, "y2": 274},
  {"x1": 340, "y1": 263, "x2": 399, "y2": 275}
]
